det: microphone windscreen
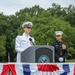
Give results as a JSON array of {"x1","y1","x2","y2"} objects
[{"x1": 29, "y1": 38, "x2": 32, "y2": 41}]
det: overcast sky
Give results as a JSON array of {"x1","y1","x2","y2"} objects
[{"x1": 0, "y1": 0, "x2": 75, "y2": 15}]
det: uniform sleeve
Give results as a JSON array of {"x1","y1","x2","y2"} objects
[
  {"x1": 51, "y1": 43, "x2": 59, "y2": 59},
  {"x1": 15, "y1": 36, "x2": 24, "y2": 53},
  {"x1": 63, "y1": 44, "x2": 68, "y2": 58}
]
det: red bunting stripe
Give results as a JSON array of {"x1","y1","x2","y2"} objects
[
  {"x1": 1, "y1": 64, "x2": 16, "y2": 75},
  {"x1": 37, "y1": 64, "x2": 59, "y2": 72},
  {"x1": 73, "y1": 65, "x2": 75, "y2": 75}
]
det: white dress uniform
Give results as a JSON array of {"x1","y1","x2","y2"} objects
[
  {"x1": 15, "y1": 21, "x2": 34, "y2": 62},
  {"x1": 15, "y1": 33, "x2": 34, "y2": 62}
]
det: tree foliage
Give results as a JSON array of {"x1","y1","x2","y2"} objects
[{"x1": 0, "y1": 3, "x2": 75, "y2": 62}]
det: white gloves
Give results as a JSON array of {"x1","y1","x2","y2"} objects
[{"x1": 59, "y1": 57, "x2": 63, "y2": 62}]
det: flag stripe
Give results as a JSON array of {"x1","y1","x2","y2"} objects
[
  {"x1": 23, "y1": 64, "x2": 31, "y2": 75},
  {"x1": 61, "y1": 64, "x2": 70, "y2": 75},
  {"x1": 0, "y1": 65, "x2": 3, "y2": 75},
  {"x1": 73, "y1": 65, "x2": 75, "y2": 75},
  {"x1": 0, "y1": 64, "x2": 75, "y2": 75},
  {"x1": 37, "y1": 64, "x2": 59, "y2": 72},
  {"x1": 1, "y1": 64, "x2": 9, "y2": 75},
  {"x1": 15, "y1": 64, "x2": 24, "y2": 75}
]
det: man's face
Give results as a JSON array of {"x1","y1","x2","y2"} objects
[
  {"x1": 24, "y1": 27, "x2": 31, "y2": 34},
  {"x1": 56, "y1": 35, "x2": 62, "y2": 41}
]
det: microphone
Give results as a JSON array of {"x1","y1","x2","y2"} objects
[{"x1": 29, "y1": 38, "x2": 35, "y2": 45}]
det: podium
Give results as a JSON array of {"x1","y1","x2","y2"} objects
[{"x1": 21, "y1": 45, "x2": 54, "y2": 63}]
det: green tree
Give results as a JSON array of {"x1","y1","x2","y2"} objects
[
  {"x1": 0, "y1": 4, "x2": 75, "y2": 62},
  {"x1": 0, "y1": 35, "x2": 6, "y2": 62}
]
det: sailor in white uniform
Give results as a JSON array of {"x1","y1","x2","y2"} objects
[{"x1": 15, "y1": 21, "x2": 35, "y2": 62}]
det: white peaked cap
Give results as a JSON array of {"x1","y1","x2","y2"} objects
[
  {"x1": 22, "y1": 21, "x2": 33, "y2": 28},
  {"x1": 55, "y1": 31, "x2": 63, "y2": 35}
]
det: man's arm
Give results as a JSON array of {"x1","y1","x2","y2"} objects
[
  {"x1": 51, "y1": 43, "x2": 59, "y2": 59},
  {"x1": 15, "y1": 36, "x2": 24, "y2": 52},
  {"x1": 62, "y1": 43, "x2": 68, "y2": 58}
]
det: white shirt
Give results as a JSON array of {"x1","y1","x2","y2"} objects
[{"x1": 15, "y1": 33, "x2": 34, "y2": 62}]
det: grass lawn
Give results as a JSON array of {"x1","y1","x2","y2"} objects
[{"x1": 67, "y1": 59, "x2": 75, "y2": 62}]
